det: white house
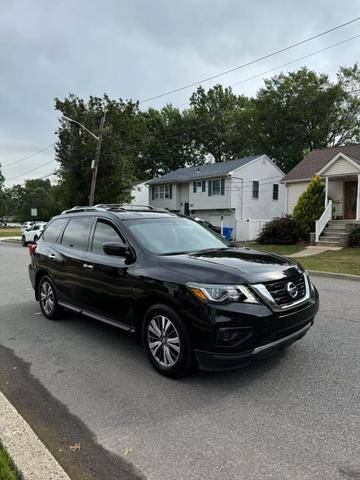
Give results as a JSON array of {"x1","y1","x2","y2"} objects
[
  {"x1": 130, "y1": 180, "x2": 150, "y2": 206},
  {"x1": 283, "y1": 144, "x2": 360, "y2": 246},
  {"x1": 147, "y1": 155, "x2": 286, "y2": 240}
]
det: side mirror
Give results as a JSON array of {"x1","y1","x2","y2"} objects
[{"x1": 102, "y1": 242, "x2": 128, "y2": 257}]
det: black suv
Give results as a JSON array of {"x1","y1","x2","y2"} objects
[{"x1": 29, "y1": 205, "x2": 319, "y2": 378}]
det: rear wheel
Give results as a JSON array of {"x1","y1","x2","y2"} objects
[
  {"x1": 21, "y1": 235, "x2": 27, "y2": 247},
  {"x1": 38, "y1": 275, "x2": 62, "y2": 320},
  {"x1": 143, "y1": 304, "x2": 192, "y2": 378}
]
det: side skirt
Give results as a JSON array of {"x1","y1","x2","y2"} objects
[{"x1": 58, "y1": 301, "x2": 135, "y2": 333}]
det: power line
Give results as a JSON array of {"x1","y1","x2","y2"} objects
[
  {"x1": 139, "y1": 16, "x2": 360, "y2": 104},
  {"x1": 2, "y1": 143, "x2": 55, "y2": 169},
  {"x1": 6, "y1": 159, "x2": 57, "y2": 181}
]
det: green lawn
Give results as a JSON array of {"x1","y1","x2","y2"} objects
[
  {"x1": 300, "y1": 248, "x2": 360, "y2": 276},
  {"x1": 0, "y1": 444, "x2": 21, "y2": 480},
  {"x1": 0, "y1": 229, "x2": 21, "y2": 238},
  {"x1": 244, "y1": 243, "x2": 305, "y2": 256}
]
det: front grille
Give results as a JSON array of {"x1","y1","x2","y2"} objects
[{"x1": 265, "y1": 273, "x2": 306, "y2": 306}]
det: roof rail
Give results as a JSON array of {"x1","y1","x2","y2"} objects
[
  {"x1": 61, "y1": 204, "x2": 171, "y2": 214},
  {"x1": 61, "y1": 205, "x2": 107, "y2": 214}
]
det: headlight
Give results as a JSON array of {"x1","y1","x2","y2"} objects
[{"x1": 186, "y1": 283, "x2": 258, "y2": 304}]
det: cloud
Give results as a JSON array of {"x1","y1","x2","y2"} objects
[{"x1": 1, "y1": 0, "x2": 359, "y2": 185}]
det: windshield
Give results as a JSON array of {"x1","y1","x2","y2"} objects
[{"x1": 126, "y1": 216, "x2": 231, "y2": 254}]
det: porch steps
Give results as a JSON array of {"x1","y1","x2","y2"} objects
[{"x1": 316, "y1": 220, "x2": 358, "y2": 247}]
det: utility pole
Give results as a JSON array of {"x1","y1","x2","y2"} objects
[{"x1": 89, "y1": 112, "x2": 106, "y2": 206}]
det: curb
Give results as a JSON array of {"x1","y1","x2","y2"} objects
[
  {"x1": 308, "y1": 270, "x2": 360, "y2": 281},
  {"x1": 0, "y1": 391, "x2": 71, "y2": 479}
]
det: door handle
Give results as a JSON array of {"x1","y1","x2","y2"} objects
[
  {"x1": 48, "y1": 254, "x2": 56, "y2": 259},
  {"x1": 83, "y1": 263, "x2": 94, "y2": 270}
]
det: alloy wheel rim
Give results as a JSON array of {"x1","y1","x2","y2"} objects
[
  {"x1": 40, "y1": 281, "x2": 55, "y2": 315},
  {"x1": 147, "y1": 315, "x2": 181, "y2": 367}
]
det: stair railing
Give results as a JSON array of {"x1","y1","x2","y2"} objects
[{"x1": 315, "y1": 200, "x2": 332, "y2": 242}]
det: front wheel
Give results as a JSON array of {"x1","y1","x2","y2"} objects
[
  {"x1": 21, "y1": 235, "x2": 27, "y2": 246},
  {"x1": 34, "y1": 235, "x2": 39, "y2": 242},
  {"x1": 38, "y1": 275, "x2": 62, "y2": 320},
  {"x1": 143, "y1": 304, "x2": 193, "y2": 378}
]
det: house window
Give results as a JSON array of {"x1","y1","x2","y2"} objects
[
  {"x1": 193, "y1": 180, "x2": 205, "y2": 193},
  {"x1": 273, "y1": 184, "x2": 279, "y2": 200},
  {"x1": 252, "y1": 181, "x2": 259, "y2": 199},
  {"x1": 212, "y1": 179, "x2": 221, "y2": 195},
  {"x1": 153, "y1": 184, "x2": 172, "y2": 200},
  {"x1": 208, "y1": 178, "x2": 225, "y2": 196}
]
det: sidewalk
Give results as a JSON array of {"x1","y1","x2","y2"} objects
[
  {"x1": 0, "y1": 236, "x2": 21, "y2": 242},
  {"x1": 288, "y1": 245, "x2": 342, "y2": 258}
]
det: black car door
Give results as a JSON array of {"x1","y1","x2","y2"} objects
[
  {"x1": 55, "y1": 216, "x2": 94, "y2": 305},
  {"x1": 79, "y1": 218, "x2": 136, "y2": 328}
]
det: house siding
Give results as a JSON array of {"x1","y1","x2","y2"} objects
[
  {"x1": 323, "y1": 157, "x2": 360, "y2": 176},
  {"x1": 286, "y1": 181, "x2": 309, "y2": 214}
]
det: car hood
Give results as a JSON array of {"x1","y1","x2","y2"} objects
[{"x1": 159, "y1": 247, "x2": 303, "y2": 284}]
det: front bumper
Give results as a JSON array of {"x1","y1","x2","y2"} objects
[
  {"x1": 195, "y1": 320, "x2": 313, "y2": 371},
  {"x1": 190, "y1": 280, "x2": 319, "y2": 371}
]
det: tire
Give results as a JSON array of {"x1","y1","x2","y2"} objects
[
  {"x1": 38, "y1": 275, "x2": 62, "y2": 320},
  {"x1": 34, "y1": 235, "x2": 39, "y2": 243},
  {"x1": 143, "y1": 304, "x2": 192, "y2": 379},
  {"x1": 21, "y1": 235, "x2": 27, "y2": 247}
]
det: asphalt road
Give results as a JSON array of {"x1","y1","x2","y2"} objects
[{"x1": 0, "y1": 242, "x2": 359, "y2": 480}]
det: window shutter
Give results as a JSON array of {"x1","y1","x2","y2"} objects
[
  {"x1": 151, "y1": 187, "x2": 155, "y2": 200},
  {"x1": 220, "y1": 178, "x2": 225, "y2": 195},
  {"x1": 193, "y1": 182, "x2": 196, "y2": 193},
  {"x1": 169, "y1": 185, "x2": 172, "y2": 199},
  {"x1": 202, "y1": 180, "x2": 205, "y2": 192},
  {"x1": 208, "y1": 180, "x2": 212, "y2": 196}
]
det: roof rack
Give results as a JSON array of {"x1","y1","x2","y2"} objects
[{"x1": 61, "y1": 204, "x2": 171, "y2": 214}]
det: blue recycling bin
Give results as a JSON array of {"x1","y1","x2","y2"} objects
[{"x1": 222, "y1": 227, "x2": 233, "y2": 241}]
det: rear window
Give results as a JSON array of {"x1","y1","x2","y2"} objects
[
  {"x1": 61, "y1": 218, "x2": 93, "y2": 251},
  {"x1": 42, "y1": 219, "x2": 67, "y2": 243}
]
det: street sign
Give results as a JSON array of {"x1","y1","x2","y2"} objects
[{"x1": 31, "y1": 208, "x2": 38, "y2": 217}]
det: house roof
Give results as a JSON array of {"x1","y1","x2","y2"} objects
[
  {"x1": 283, "y1": 144, "x2": 360, "y2": 182},
  {"x1": 132, "y1": 179, "x2": 150, "y2": 187},
  {"x1": 147, "y1": 155, "x2": 263, "y2": 185}
]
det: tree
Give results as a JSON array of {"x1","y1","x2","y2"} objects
[
  {"x1": 293, "y1": 176, "x2": 325, "y2": 239},
  {"x1": 188, "y1": 85, "x2": 254, "y2": 162},
  {"x1": 251, "y1": 66, "x2": 360, "y2": 172},
  {"x1": 136, "y1": 105, "x2": 204, "y2": 179},
  {"x1": 55, "y1": 94, "x2": 145, "y2": 206},
  {"x1": 0, "y1": 164, "x2": 5, "y2": 216}
]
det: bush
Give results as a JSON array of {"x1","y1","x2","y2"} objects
[
  {"x1": 293, "y1": 176, "x2": 325, "y2": 240},
  {"x1": 349, "y1": 227, "x2": 360, "y2": 247},
  {"x1": 257, "y1": 216, "x2": 298, "y2": 244}
]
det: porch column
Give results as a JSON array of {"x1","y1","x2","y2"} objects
[
  {"x1": 325, "y1": 176, "x2": 329, "y2": 208},
  {"x1": 357, "y1": 174, "x2": 360, "y2": 220}
]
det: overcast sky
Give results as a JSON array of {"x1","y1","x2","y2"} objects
[{"x1": 1, "y1": 0, "x2": 359, "y2": 186}]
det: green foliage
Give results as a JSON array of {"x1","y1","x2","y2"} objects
[
  {"x1": 0, "y1": 164, "x2": 5, "y2": 216},
  {"x1": 293, "y1": 176, "x2": 325, "y2": 239},
  {"x1": 3, "y1": 179, "x2": 59, "y2": 221},
  {"x1": 251, "y1": 66, "x2": 360, "y2": 172},
  {"x1": 257, "y1": 216, "x2": 298, "y2": 244},
  {"x1": 349, "y1": 227, "x2": 360, "y2": 247},
  {"x1": 0, "y1": 443, "x2": 21, "y2": 480},
  {"x1": 189, "y1": 84, "x2": 255, "y2": 162}
]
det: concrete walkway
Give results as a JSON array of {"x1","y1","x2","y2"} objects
[
  {"x1": 288, "y1": 245, "x2": 342, "y2": 258},
  {"x1": 0, "y1": 236, "x2": 21, "y2": 242}
]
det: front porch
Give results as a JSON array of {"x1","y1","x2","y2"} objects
[{"x1": 315, "y1": 153, "x2": 360, "y2": 246}]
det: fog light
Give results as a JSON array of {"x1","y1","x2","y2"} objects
[{"x1": 217, "y1": 327, "x2": 252, "y2": 346}]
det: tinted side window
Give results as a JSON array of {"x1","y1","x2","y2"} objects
[
  {"x1": 92, "y1": 221, "x2": 124, "y2": 255},
  {"x1": 61, "y1": 218, "x2": 93, "y2": 250},
  {"x1": 42, "y1": 219, "x2": 67, "y2": 243}
]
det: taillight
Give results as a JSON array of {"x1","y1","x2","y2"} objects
[{"x1": 28, "y1": 243, "x2": 37, "y2": 256}]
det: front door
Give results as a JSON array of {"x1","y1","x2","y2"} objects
[
  {"x1": 80, "y1": 218, "x2": 135, "y2": 327},
  {"x1": 344, "y1": 181, "x2": 357, "y2": 219}
]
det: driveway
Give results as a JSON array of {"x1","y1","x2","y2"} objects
[{"x1": 0, "y1": 242, "x2": 359, "y2": 480}]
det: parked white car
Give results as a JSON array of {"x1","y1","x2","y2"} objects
[{"x1": 21, "y1": 222, "x2": 47, "y2": 246}]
